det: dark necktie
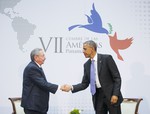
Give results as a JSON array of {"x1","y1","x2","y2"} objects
[{"x1": 90, "y1": 60, "x2": 96, "y2": 95}]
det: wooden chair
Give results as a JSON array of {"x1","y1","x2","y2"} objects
[
  {"x1": 8, "y1": 97, "x2": 142, "y2": 114},
  {"x1": 121, "y1": 98, "x2": 143, "y2": 114},
  {"x1": 8, "y1": 97, "x2": 25, "y2": 114}
]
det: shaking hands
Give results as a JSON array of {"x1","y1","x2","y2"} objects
[{"x1": 60, "y1": 84, "x2": 72, "y2": 92}]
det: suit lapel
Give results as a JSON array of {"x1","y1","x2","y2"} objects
[
  {"x1": 85, "y1": 59, "x2": 91, "y2": 77},
  {"x1": 97, "y1": 54, "x2": 102, "y2": 75},
  {"x1": 32, "y1": 61, "x2": 47, "y2": 80}
]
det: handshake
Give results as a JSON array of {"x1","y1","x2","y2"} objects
[{"x1": 60, "y1": 84, "x2": 73, "y2": 92}]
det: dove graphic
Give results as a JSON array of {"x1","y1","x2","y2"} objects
[
  {"x1": 68, "y1": 3, "x2": 108, "y2": 34},
  {"x1": 108, "y1": 32, "x2": 133, "y2": 61},
  {"x1": 68, "y1": 3, "x2": 133, "y2": 61}
]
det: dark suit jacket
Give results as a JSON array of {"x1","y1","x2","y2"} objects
[
  {"x1": 21, "y1": 61, "x2": 58, "y2": 113},
  {"x1": 72, "y1": 54, "x2": 123, "y2": 108}
]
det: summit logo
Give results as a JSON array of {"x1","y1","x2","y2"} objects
[{"x1": 68, "y1": 3, "x2": 133, "y2": 61}]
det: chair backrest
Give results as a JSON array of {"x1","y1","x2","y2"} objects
[
  {"x1": 121, "y1": 98, "x2": 143, "y2": 114},
  {"x1": 8, "y1": 97, "x2": 25, "y2": 114}
]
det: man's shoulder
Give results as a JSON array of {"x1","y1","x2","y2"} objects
[
  {"x1": 98, "y1": 53, "x2": 112, "y2": 59},
  {"x1": 26, "y1": 61, "x2": 37, "y2": 69}
]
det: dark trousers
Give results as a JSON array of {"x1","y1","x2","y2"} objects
[
  {"x1": 24, "y1": 108, "x2": 47, "y2": 114},
  {"x1": 95, "y1": 88, "x2": 121, "y2": 114}
]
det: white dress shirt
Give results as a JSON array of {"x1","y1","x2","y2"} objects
[{"x1": 92, "y1": 53, "x2": 101, "y2": 88}]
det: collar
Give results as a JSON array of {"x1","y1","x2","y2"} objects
[
  {"x1": 91, "y1": 53, "x2": 97, "y2": 61},
  {"x1": 34, "y1": 61, "x2": 42, "y2": 68}
]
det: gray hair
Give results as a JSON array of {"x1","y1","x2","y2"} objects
[
  {"x1": 83, "y1": 40, "x2": 97, "y2": 51},
  {"x1": 30, "y1": 48, "x2": 43, "y2": 61}
]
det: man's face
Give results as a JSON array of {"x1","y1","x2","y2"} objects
[
  {"x1": 34, "y1": 50, "x2": 46, "y2": 65},
  {"x1": 83, "y1": 44, "x2": 94, "y2": 58}
]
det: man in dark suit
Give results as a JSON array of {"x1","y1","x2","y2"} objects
[
  {"x1": 61, "y1": 40, "x2": 123, "y2": 114},
  {"x1": 21, "y1": 48, "x2": 59, "y2": 114}
]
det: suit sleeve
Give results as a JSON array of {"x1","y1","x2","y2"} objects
[
  {"x1": 107, "y1": 55, "x2": 122, "y2": 96},
  {"x1": 72, "y1": 63, "x2": 90, "y2": 93},
  {"x1": 28, "y1": 66, "x2": 58, "y2": 94}
]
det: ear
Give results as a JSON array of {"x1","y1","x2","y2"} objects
[
  {"x1": 91, "y1": 47, "x2": 96, "y2": 53},
  {"x1": 34, "y1": 55, "x2": 38, "y2": 61}
]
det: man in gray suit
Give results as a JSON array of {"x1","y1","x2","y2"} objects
[
  {"x1": 21, "y1": 48, "x2": 58, "y2": 114},
  {"x1": 61, "y1": 40, "x2": 123, "y2": 114}
]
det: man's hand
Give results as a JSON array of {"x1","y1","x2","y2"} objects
[
  {"x1": 60, "y1": 84, "x2": 72, "y2": 92},
  {"x1": 111, "y1": 95, "x2": 118, "y2": 104}
]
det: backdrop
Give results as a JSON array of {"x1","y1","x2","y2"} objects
[{"x1": 0, "y1": 0, "x2": 150, "y2": 114}]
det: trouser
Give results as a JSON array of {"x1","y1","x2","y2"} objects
[
  {"x1": 95, "y1": 88, "x2": 121, "y2": 114},
  {"x1": 24, "y1": 108, "x2": 47, "y2": 114}
]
